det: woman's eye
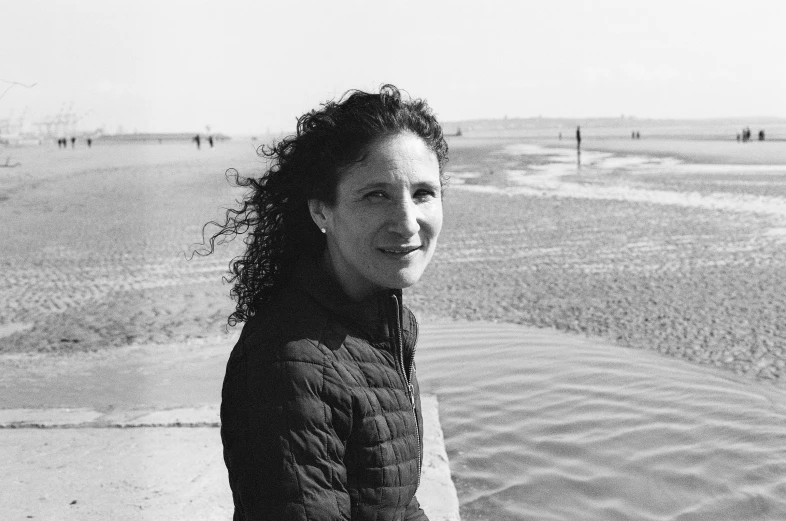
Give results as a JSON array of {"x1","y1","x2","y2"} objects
[
  {"x1": 415, "y1": 189, "x2": 437, "y2": 201},
  {"x1": 364, "y1": 191, "x2": 387, "y2": 200}
]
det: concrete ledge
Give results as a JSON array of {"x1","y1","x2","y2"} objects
[
  {"x1": 419, "y1": 395, "x2": 462, "y2": 521},
  {"x1": 1, "y1": 394, "x2": 460, "y2": 520}
]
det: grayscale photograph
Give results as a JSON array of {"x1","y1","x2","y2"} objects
[{"x1": 2, "y1": 1, "x2": 785, "y2": 520}]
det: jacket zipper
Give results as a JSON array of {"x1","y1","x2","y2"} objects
[{"x1": 390, "y1": 293, "x2": 422, "y2": 492}]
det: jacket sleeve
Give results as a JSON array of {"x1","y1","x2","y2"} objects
[
  {"x1": 221, "y1": 351, "x2": 352, "y2": 521},
  {"x1": 404, "y1": 494, "x2": 429, "y2": 521}
]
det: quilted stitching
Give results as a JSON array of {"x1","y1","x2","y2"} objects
[{"x1": 221, "y1": 258, "x2": 427, "y2": 521}]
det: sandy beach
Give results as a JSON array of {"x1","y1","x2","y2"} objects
[
  {"x1": 1, "y1": 135, "x2": 784, "y2": 379},
  {"x1": 3, "y1": 320, "x2": 784, "y2": 520},
  {"x1": 2, "y1": 133, "x2": 786, "y2": 518},
  {"x1": 405, "y1": 135, "x2": 786, "y2": 384}
]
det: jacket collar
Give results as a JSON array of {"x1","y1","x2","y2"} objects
[{"x1": 292, "y1": 255, "x2": 403, "y2": 344}]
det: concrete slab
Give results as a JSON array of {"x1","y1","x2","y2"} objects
[
  {"x1": 1, "y1": 395, "x2": 460, "y2": 520},
  {"x1": 2, "y1": 427, "x2": 231, "y2": 521},
  {"x1": 419, "y1": 395, "x2": 461, "y2": 521}
]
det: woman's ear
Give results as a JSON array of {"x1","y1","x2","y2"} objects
[{"x1": 307, "y1": 199, "x2": 329, "y2": 233}]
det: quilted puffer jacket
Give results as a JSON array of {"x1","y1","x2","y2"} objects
[{"x1": 221, "y1": 255, "x2": 428, "y2": 521}]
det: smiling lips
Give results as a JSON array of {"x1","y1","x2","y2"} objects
[{"x1": 379, "y1": 245, "x2": 421, "y2": 255}]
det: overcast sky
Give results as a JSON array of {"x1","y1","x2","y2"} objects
[{"x1": 4, "y1": 0, "x2": 785, "y2": 135}]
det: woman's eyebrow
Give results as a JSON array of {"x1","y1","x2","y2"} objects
[
  {"x1": 413, "y1": 180, "x2": 441, "y2": 191},
  {"x1": 353, "y1": 181, "x2": 391, "y2": 193}
]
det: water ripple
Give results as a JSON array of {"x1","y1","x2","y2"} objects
[{"x1": 417, "y1": 321, "x2": 786, "y2": 520}]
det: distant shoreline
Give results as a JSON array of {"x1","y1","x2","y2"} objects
[
  {"x1": 542, "y1": 137, "x2": 786, "y2": 166},
  {"x1": 97, "y1": 133, "x2": 231, "y2": 143},
  {"x1": 444, "y1": 127, "x2": 786, "y2": 166}
]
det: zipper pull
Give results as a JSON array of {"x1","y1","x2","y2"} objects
[{"x1": 408, "y1": 383, "x2": 415, "y2": 407}]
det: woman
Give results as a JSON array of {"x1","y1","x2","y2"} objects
[{"x1": 215, "y1": 85, "x2": 448, "y2": 520}]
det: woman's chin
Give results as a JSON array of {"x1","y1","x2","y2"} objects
[
  {"x1": 384, "y1": 266, "x2": 428, "y2": 290},
  {"x1": 375, "y1": 249, "x2": 435, "y2": 290}
]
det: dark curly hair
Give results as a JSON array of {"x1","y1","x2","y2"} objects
[{"x1": 201, "y1": 85, "x2": 449, "y2": 326}]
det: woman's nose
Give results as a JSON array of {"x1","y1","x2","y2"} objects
[{"x1": 388, "y1": 197, "x2": 420, "y2": 237}]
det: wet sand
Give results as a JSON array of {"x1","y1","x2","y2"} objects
[
  {"x1": 1, "y1": 137, "x2": 784, "y2": 382},
  {"x1": 551, "y1": 137, "x2": 786, "y2": 165},
  {"x1": 417, "y1": 321, "x2": 786, "y2": 520},
  {"x1": 0, "y1": 142, "x2": 252, "y2": 353},
  {"x1": 408, "y1": 135, "x2": 786, "y2": 385},
  {"x1": 2, "y1": 136, "x2": 785, "y2": 518}
]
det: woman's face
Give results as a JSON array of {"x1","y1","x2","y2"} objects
[{"x1": 309, "y1": 133, "x2": 443, "y2": 301}]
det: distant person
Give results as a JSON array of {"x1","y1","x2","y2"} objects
[
  {"x1": 576, "y1": 126, "x2": 581, "y2": 151},
  {"x1": 736, "y1": 133, "x2": 741, "y2": 142},
  {"x1": 194, "y1": 134, "x2": 201, "y2": 149},
  {"x1": 759, "y1": 130, "x2": 765, "y2": 141},
  {"x1": 208, "y1": 135, "x2": 214, "y2": 148},
  {"x1": 632, "y1": 131, "x2": 635, "y2": 139},
  {"x1": 636, "y1": 131, "x2": 640, "y2": 139},
  {"x1": 559, "y1": 132, "x2": 562, "y2": 140},
  {"x1": 87, "y1": 138, "x2": 92, "y2": 148},
  {"x1": 70, "y1": 137, "x2": 76, "y2": 148}
]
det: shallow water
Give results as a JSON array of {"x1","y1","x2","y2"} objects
[
  {"x1": 460, "y1": 143, "x2": 786, "y2": 222},
  {"x1": 417, "y1": 321, "x2": 786, "y2": 521}
]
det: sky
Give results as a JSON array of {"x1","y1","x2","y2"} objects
[{"x1": 3, "y1": 0, "x2": 785, "y2": 135}]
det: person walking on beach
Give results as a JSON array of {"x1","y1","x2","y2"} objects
[
  {"x1": 193, "y1": 134, "x2": 201, "y2": 149},
  {"x1": 576, "y1": 126, "x2": 582, "y2": 152},
  {"x1": 210, "y1": 85, "x2": 444, "y2": 520}
]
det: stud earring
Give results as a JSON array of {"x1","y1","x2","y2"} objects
[{"x1": 320, "y1": 228, "x2": 326, "y2": 234}]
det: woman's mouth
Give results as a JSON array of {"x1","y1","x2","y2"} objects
[{"x1": 379, "y1": 245, "x2": 421, "y2": 255}]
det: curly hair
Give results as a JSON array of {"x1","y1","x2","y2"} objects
[{"x1": 201, "y1": 85, "x2": 449, "y2": 326}]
